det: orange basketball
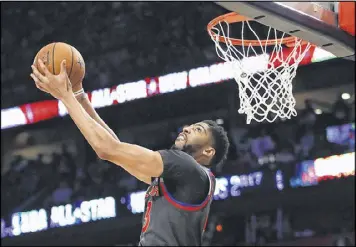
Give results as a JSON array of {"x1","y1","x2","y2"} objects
[{"x1": 33, "y1": 42, "x2": 85, "y2": 91}]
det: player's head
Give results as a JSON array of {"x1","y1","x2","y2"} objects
[{"x1": 172, "y1": 120, "x2": 229, "y2": 168}]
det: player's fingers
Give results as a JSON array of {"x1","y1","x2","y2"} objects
[
  {"x1": 35, "y1": 81, "x2": 50, "y2": 93},
  {"x1": 38, "y1": 59, "x2": 52, "y2": 76},
  {"x1": 60, "y1": 60, "x2": 67, "y2": 76},
  {"x1": 31, "y1": 74, "x2": 50, "y2": 93},
  {"x1": 30, "y1": 73, "x2": 41, "y2": 85},
  {"x1": 31, "y1": 65, "x2": 49, "y2": 84}
]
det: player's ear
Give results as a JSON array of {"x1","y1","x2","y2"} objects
[{"x1": 202, "y1": 147, "x2": 215, "y2": 159}]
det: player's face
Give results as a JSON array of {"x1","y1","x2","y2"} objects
[{"x1": 172, "y1": 122, "x2": 215, "y2": 160}]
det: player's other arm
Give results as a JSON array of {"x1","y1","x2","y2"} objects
[
  {"x1": 63, "y1": 93, "x2": 163, "y2": 182},
  {"x1": 74, "y1": 92, "x2": 152, "y2": 184},
  {"x1": 75, "y1": 92, "x2": 118, "y2": 141}
]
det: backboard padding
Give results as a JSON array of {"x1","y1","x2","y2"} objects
[{"x1": 215, "y1": 1, "x2": 354, "y2": 59}]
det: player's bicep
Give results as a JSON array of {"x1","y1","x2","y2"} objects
[
  {"x1": 119, "y1": 163, "x2": 152, "y2": 185},
  {"x1": 101, "y1": 141, "x2": 164, "y2": 178}
]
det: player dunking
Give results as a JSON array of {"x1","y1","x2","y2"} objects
[{"x1": 30, "y1": 60, "x2": 230, "y2": 246}]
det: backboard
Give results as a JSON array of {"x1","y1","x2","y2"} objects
[{"x1": 215, "y1": 1, "x2": 355, "y2": 60}]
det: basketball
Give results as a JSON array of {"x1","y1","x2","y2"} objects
[{"x1": 33, "y1": 42, "x2": 85, "y2": 91}]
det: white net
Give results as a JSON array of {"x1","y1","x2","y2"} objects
[{"x1": 209, "y1": 20, "x2": 311, "y2": 124}]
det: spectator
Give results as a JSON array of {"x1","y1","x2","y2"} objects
[
  {"x1": 299, "y1": 99, "x2": 317, "y2": 128},
  {"x1": 51, "y1": 180, "x2": 73, "y2": 205},
  {"x1": 239, "y1": 148, "x2": 256, "y2": 170},
  {"x1": 298, "y1": 127, "x2": 315, "y2": 159},
  {"x1": 58, "y1": 153, "x2": 71, "y2": 182},
  {"x1": 21, "y1": 160, "x2": 40, "y2": 196},
  {"x1": 251, "y1": 128, "x2": 275, "y2": 158},
  {"x1": 61, "y1": 144, "x2": 76, "y2": 182},
  {"x1": 12, "y1": 154, "x2": 28, "y2": 172},
  {"x1": 332, "y1": 94, "x2": 351, "y2": 124}
]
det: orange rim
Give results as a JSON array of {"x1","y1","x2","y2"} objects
[{"x1": 207, "y1": 12, "x2": 308, "y2": 47}]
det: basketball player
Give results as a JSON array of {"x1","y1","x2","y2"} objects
[{"x1": 30, "y1": 59, "x2": 230, "y2": 246}]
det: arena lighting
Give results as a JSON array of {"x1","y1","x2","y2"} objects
[
  {"x1": 314, "y1": 152, "x2": 355, "y2": 179},
  {"x1": 216, "y1": 224, "x2": 223, "y2": 232},
  {"x1": 341, "y1": 93, "x2": 351, "y2": 100},
  {"x1": 1, "y1": 47, "x2": 334, "y2": 130},
  {"x1": 290, "y1": 152, "x2": 355, "y2": 188},
  {"x1": 216, "y1": 119, "x2": 224, "y2": 125},
  {"x1": 314, "y1": 109, "x2": 323, "y2": 115},
  {"x1": 1, "y1": 197, "x2": 116, "y2": 238}
]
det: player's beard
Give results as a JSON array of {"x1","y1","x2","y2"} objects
[{"x1": 171, "y1": 143, "x2": 202, "y2": 157}]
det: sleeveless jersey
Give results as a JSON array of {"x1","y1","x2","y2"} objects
[{"x1": 138, "y1": 167, "x2": 216, "y2": 246}]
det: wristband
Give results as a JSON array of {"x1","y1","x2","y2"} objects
[{"x1": 74, "y1": 88, "x2": 85, "y2": 96}]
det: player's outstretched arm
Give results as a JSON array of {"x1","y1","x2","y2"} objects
[
  {"x1": 62, "y1": 94, "x2": 164, "y2": 178},
  {"x1": 31, "y1": 59, "x2": 158, "y2": 184},
  {"x1": 74, "y1": 92, "x2": 153, "y2": 184},
  {"x1": 63, "y1": 94, "x2": 163, "y2": 181}
]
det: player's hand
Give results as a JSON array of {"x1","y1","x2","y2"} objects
[{"x1": 30, "y1": 59, "x2": 73, "y2": 100}]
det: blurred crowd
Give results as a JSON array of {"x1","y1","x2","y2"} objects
[
  {"x1": 0, "y1": 95, "x2": 354, "y2": 246},
  {"x1": 1, "y1": 145, "x2": 76, "y2": 216},
  {"x1": 1, "y1": 2, "x2": 228, "y2": 108},
  {"x1": 1, "y1": 95, "x2": 354, "y2": 219},
  {"x1": 1, "y1": 144, "x2": 143, "y2": 217},
  {"x1": 219, "y1": 97, "x2": 354, "y2": 175}
]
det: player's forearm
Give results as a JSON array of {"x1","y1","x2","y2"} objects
[
  {"x1": 75, "y1": 93, "x2": 119, "y2": 141},
  {"x1": 61, "y1": 94, "x2": 115, "y2": 157},
  {"x1": 71, "y1": 93, "x2": 151, "y2": 184}
]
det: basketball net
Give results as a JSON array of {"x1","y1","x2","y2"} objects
[{"x1": 208, "y1": 17, "x2": 311, "y2": 124}]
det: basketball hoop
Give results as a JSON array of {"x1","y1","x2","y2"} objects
[{"x1": 207, "y1": 12, "x2": 313, "y2": 124}]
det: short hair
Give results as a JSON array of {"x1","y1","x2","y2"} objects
[{"x1": 202, "y1": 120, "x2": 230, "y2": 167}]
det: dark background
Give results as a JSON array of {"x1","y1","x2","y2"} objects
[{"x1": 1, "y1": 2, "x2": 355, "y2": 246}]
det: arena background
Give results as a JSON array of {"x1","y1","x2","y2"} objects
[{"x1": 1, "y1": 2, "x2": 355, "y2": 246}]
